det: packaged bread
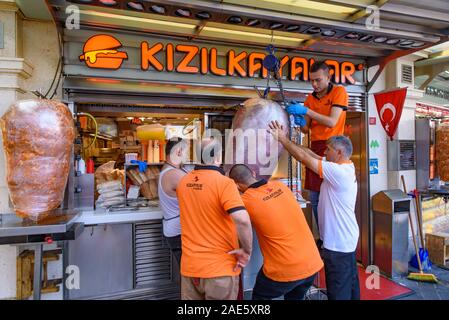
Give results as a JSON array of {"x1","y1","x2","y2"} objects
[
  {"x1": 436, "y1": 124, "x2": 449, "y2": 181},
  {"x1": 0, "y1": 99, "x2": 75, "y2": 221}
]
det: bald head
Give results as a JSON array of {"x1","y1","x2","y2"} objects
[{"x1": 229, "y1": 164, "x2": 257, "y2": 191}]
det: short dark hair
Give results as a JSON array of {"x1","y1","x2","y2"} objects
[
  {"x1": 228, "y1": 164, "x2": 254, "y2": 185},
  {"x1": 310, "y1": 61, "x2": 329, "y2": 74},
  {"x1": 165, "y1": 137, "x2": 184, "y2": 156}
]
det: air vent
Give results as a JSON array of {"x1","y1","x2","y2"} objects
[
  {"x1": 134, "y1": 221, "x2": 173, "y2": 288},
  {"x1": 347, "y1": 95, "x2": 366, "y2": 112},
  {"x1": 401, "y1": 64, "x2": 413, "y2": 84}
]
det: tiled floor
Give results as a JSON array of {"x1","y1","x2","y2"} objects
[
  {"x1": 396, "y1": 265, "x2": 449, "y2": 300},
  {"x1": 305, "y1": 265, "x2": 449, "y2": 300}
]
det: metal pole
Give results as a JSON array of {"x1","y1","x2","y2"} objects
[{"x1": 33, "y1": 244, "x2": 43, "y2": 300}]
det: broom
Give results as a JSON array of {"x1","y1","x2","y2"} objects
[
  {"x1": 401, "y1": 175, "x2": 438, "y2": 283},
  {"x1": 411, "y1": 189, "x2": 432, "y2": 271}
]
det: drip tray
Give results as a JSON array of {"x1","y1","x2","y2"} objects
[{"x1": 0, "y1": 209, "x2": 84, "y2": 244}]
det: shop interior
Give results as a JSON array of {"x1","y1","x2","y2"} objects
[
  {"x1": 72, "y1": 103, "x2": 297, "y2": 212},
  {"x1": 71, "y1": 102, "x2": 367, "y2": 249}
]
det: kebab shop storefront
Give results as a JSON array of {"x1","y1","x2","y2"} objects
[{"x1": 61, "y1": 27, "x2": 369, "y2": 299}]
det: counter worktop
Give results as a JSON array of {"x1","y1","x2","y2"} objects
[
  {"x1": 75, "y1": 207, "x2": 164, "y2": 225},
  {"x1": 75, "y1": 198, "x2": 307, "y2": 225}
]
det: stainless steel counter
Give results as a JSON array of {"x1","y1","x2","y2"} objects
[{"x1": 75, "y1": 207, "x2": 164, "y2": 225}]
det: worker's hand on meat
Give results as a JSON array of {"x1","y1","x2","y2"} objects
[
  {"x1": 267, "y1": 120, "x2": 287, "y2": 143},
  {"x1": 294, "y1": 115, "x2": 307, "y2": 127},
  {"x1": 228, "y1": 248, "x2": 250, "y2": 272},
  {"x1": 286, "y1": 101, "x2": 308, "y2": 116}
]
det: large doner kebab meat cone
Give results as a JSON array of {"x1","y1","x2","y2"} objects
[
  {"x1": 436, "y1": 123, "x2": 449, "y2": 182},
  {"x1": 0, "y1": 99, "x2": 75, "y2": 221},
  {"x1": 224, "y1": 98, "x2": 290, "y2": 179}
]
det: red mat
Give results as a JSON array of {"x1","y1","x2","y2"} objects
[{"x1": 313, "y1": 266, "x2": 413, "y2": 300}]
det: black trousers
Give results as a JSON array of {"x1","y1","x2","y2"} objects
[
  {"x1": 164, "y1": 234, "x2": 182, "y2": 267},
  {"x1": 321, "y1": 248, "x2": 360, "y2": 300},
  {"x1": 252, "y1": 268, "x2": 317, "y2": 300}
]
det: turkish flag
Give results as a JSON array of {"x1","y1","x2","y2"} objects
[{"x1": 374, "y1": 87, "x2": 407, "y2": 140}]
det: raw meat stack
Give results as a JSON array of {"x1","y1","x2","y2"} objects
[
  {"x1": 0, "y1": 99, "x2": 75, "y2": 221},
  {"x1": 224, "y1": 98, "x2": 290, "y2": 179},
  {"x1": 126, "y1": 166, "x2": 160, "y2": 199},
  {"x1": 436, "y1": 124, "x2": 449, "y2": 182}
]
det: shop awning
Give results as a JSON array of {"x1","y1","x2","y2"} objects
[{"x1": 43, "y1": 0, "x2": 448, "y2": 63}]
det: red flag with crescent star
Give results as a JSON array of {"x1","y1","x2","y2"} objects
[{"x1": 374, "y1": 87, "x2": 407, "y2": 140}]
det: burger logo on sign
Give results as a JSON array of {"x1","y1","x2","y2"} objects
[{"x1": 79, "y1": 34, "x2": 128, "y2": 69}]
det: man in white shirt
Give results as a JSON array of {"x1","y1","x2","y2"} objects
[{"x1": 268, "y1": 120, "x2": 360, "y2": 300}]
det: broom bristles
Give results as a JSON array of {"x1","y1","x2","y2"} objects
[{"x1": 407, "y1": 272, "x2": 438, "y2": 283}]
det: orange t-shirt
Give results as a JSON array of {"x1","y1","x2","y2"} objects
[
  {"x1": 177, "y1": 165, "x2": 246, "y2": 278},
  {"x1": 304, "y1": 83, "x2": 348, "y2": 141},
  {"x1": 241, "y1": 180, "x2": 323, "y2": 282}
]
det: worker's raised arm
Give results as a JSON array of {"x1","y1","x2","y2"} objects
[
  {"x1": 287, "y1": 87, "x2": 348, "y2": 129},
  {"x1": 268, "y1": 120, "x2": 320, "y2": 175},
  {"x1": 288, "y1": 103, "x2": 343, "y2": 128},
  {"x1": 306, "y1": 106, "x2": 343, "y2": 128}
]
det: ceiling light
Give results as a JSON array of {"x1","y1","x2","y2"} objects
[
  {"x1": 184, "y1": 118, "x2": 189, "y2": 120},
  {"x1": 249, "y1": 0, "x2": 357, "y2": 15},
  {"x1": 359, "y1": 35, "x2": 373, "y2": 42},
  {"x1": 373, "y1": 36, "x2": 387, "y2": 43},
  {"x1": 81, "y1": 10, "x2": 197, "y2": 32},
  {"x1": 147, "y1": 117, "x2": 153, "y2": 120},
  {"x1": 200, "y1": 26, "x2": 304, "y2": 46},
  {"x1": 411, "y1": 41, "x2": 425, "y2": 47},
  {"x1": 150, "y1": 5, "x2": 165, "y2": 14},
  {"x1": 306, "y1": 26, "x2": 321, "y2": 34},
  {"x1": 227, "y1": 16, "x2": 243, "y2": 24},
  {"x1": 246, "y1": 19, "x2": 261, "y2": 27},
  {"x1": 345, "y1": 32, "x2": 359, "y2": 40},
  {"x1": 175, "y1": 9, "x2": 191, "y2": 18},
  {"x1": 398, "y1": 40, "x2": 414, "y2": 46},
  {"x1": 127, "y1": 117, "x2": 134, "y2": 120},
  {"x1": 127, "y1": 2, "x2": 144, "y2": 11},
  {"x1": 269, "y1": 22, "x2": 284, "y2": 30},
  {"x1": 386, "y1": 38, "x2": 400, "y2": 45},
  {"x1": 140, "y1": 117, "x2": 146, "y2": 121},
  {"x1": 322, "y1": 30, "x2": 336, "y2": 37},
  {"x1": 286, "y1": 25, "x2": 300, "y2": 32},
  {"x1": 196, "y1": 12, "x2": 211, "y2": 19},
  {"x1": 99, "y1": 0, "x2": 116, "y2": 5}
]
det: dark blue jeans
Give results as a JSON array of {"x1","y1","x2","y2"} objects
[
  {"x1": 252, "y1": 269, "x2": 317, "y2": 300},
  {"x1": 164, "y1": 235, "x2": 182, "y2": 267},
  {"x1": 309, "y1": 190, "x2": 320, "y2": 233},
  {"x1": 321, "y1": 248, "x2": 360, "y2": 300}
]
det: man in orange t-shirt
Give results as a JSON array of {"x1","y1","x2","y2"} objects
[
  {"x1": 177, "y1": 138, "x2": 253, "y2": 300},
  {"x1": 229, "y1": 164, "x2": 323, "y2": 300},
  {"x1": 286, "y1": 61, "x2": 348, "y2": 235}
]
